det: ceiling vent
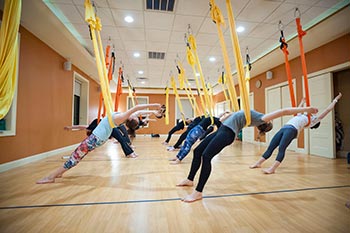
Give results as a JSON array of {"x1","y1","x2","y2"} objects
[
  {"x1": 146, "y1": 0, "x2": 175, "y2": 12},
  {"x1": 148, "y1": 51, "x2": 165, "y2": 60}
]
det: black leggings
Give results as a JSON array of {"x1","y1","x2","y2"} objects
[
  {"x1": 187, "y1": 125, "x2": 235, "y2": 192},
  {"x1": 165, "y1": 125, "x2": 183, "y2": 143},
  {"x1": 111, "y1": 128, "x2": 133, "y2": 156}
]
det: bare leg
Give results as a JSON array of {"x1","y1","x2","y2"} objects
[
  {"x1": 262, "y1": 161, "x2": 281, "y2": 174},
  {"x1": 176, "y1": 179, "x2": 193, "y2": 187},
  {"x1": 36, "y1": 167, "x2": 67, "y2": 184},
  {"x1": 249, "y1": 157, "x2": 266, "y2": 169},
  {"x1": 182, "y1": 190, "x2": 203, "y2": 203}
]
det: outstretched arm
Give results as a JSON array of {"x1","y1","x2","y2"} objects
[
  {"x1": 113, "y1": 103, "x2": 161, "y2": 125},
  {"x1": 261, "y1": 106, "x2": 318, "y2": 122},
  {"x1": 298, "y1": 97, "x2": 306, "y2": 107},
  {"x1": 315, "y1": 93, "x2": 342, "y2": 122}
]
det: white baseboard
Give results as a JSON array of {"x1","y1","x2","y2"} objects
[{"x1": 0, "y1": 143, "x2": 79, "y2": 173}]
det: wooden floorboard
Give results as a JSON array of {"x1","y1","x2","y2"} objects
[{"x1": 0, "y1": 136, "x2": 349, "y2": 233}]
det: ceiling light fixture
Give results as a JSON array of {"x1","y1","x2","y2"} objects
[
  {"x1": 209, "y1": 56, "x2": 216, "y2": 62},
  {"x1": 133, "y1": 52, "x2": 140, "y2": 58},
  {"x1": 124, "y1": 16, "x2": 134, "y2": 23},
  {"x1": 138, "y1": 70, "x2": 144, "y2": 74},
  {"x1": 236, "y1": 26, "x2": 245, "y2": 33}
]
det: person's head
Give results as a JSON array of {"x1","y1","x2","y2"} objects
[
  {"x1": 310, "y1": 122, "x2": 320, "y2": 129},
  {"x1": 86, "y1": 129, "x2": 92, "y2": 136},
  {"x1": 257, "y1": 121, "x2": 273, "y2": 136},
  {"x1": 309, "y1": 115, "x2": 321, "y2": 129},
  {"x1": 125, "y1": 116, "x2": 139, "y2": 131}
]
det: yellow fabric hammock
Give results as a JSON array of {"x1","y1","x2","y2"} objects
[
  {"x1": 0, "y1": 0, "x2": 22, "y2": 119},
  {"x1": 85, "y1": 0, "x2": 115, "y2": 127}
]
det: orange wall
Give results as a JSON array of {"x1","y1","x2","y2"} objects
[
  {"x1": 0, "y1": 26, "x2": 100, "y2": 164},
  {"x1": 1, "y1": 22, "x2": 349, "y2": 164}
]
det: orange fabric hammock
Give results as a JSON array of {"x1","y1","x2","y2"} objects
[
  {"x1": 114, "y1": 66, "x2": 123, "y2": 111},
  {"x1": 279, "y1": 26, "x2": 296, "y2": 108},
  {"x1": 296, "y1": 10, "x2": 311, "y2": 125}
]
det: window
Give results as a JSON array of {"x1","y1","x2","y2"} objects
[
  {"x1": 175, "y1": 98, "x2": 194, "y2": 124},
  {"x1": 72, "y1": 72, "x2": 89, "y2": 126}
]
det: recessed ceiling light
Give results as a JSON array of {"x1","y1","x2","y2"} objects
[
  {"x1": 195, "y1": 72, "x2": 200, "y2": 77},
  {"x1": 236, "y1": 26, "x2": 245, "y2": 33},
  {"x1": 124, "y1": 16, "x2": 134, "y2": 23},
  {"x1": 133, "y1": 52, "x2": 140, "y2": 57},
  {"x1": 209, "y1": 56, "x2": 216, "y2": 62},
  {"x1": 138, "y1": 70, "x2": 144, "y2": 74}
]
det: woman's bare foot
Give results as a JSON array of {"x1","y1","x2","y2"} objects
[
  {"x1": 176, "y1": 179, "x2": 193, "y2": 187},
  {"x1": 262, "y1": 167, "x2": 275, "y2": 174},
  {"x1": 249, "y1": 163, "x2": 261, "y2": 169},
  {"x1": 36, "y1": 177, "x2": 55, "y2": 184},
  {"x1": 170, "y1": 159, "x2": 181, "y2": 165},
  {"x1": 126, "y1": 153, "x2": 138, "y2": 158},
  {"x1": 182, "y1": 191, "x2": 203, "y2": 203}
]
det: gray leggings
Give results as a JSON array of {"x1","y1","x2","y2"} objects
[{"x1": 262, "y1": 125, "x2": 298, "y2": 162}]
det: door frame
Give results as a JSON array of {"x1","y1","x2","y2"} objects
[{"x1": 303, "y1": 61, "x2": 350, "y2": 156}]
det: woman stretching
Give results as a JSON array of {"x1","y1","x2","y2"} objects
[
  {"x1": 36, "y1": 103, "x2": 163, "y2": 184},
  {"x1": 169, "y1": 112, "x2": 231, "y2": 164},
  {"x1": 177, "y1": 106, "x2": 318, "y2": 202},
  {"x1": 162, "y1": 118, "x2": 193, "y2": 145},
  {"x1": 250, "y1": 93, "x2": 342, "y2": 174}
]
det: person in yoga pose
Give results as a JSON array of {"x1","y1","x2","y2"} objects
[
  {"x1": 36, "y1": 103, "x2": 163, "y2": 184},
  {"x1": 169, "y1": 112, "x2": 231, "y2": 164},
  {"x1": 250, "y1": 93, "x2": 342, "y2": 174},
  {"x1": 177, "y1": 106, "x2": 318, "y2": 202},
  {"x1": 162, "y1": 118, "x2": 193, "y2": 145}
]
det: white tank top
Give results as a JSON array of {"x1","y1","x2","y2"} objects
[{"x1": 286, "y1": 114, "x2": 318, "y2": 133}]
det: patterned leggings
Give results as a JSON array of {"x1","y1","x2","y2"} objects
[
  {"x1": 63, "y1": 134, "x2": 106, "y2": 170},
  {"x1": 177, "y1": 125, "x2": 205, "y2": 161}
]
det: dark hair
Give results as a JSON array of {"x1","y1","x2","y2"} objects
[
  {"x1": 257, "y1": 122, "x2": 273, "y2": 135},
  {"x1": 125, "y1": 118, "x2": 139, "y2": 131},
  {"x1": 310, "y1": 122, "x2": 321, "y2": 129}
]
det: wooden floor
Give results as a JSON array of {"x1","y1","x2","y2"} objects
[{"x1": 0, "y1": 135, "x2": 349, "y2": 233}]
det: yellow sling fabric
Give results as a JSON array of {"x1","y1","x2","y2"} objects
[
  {"x1": 165, "y1": 86, "x2": 169, "y2": 125},
  {"x1": 85, "y1": 0, "x2": 114, "y2": 127},
  {"x1": 209, "y1": 0, "x2": 239, "y2": 112},
  {"x1": 0, "y1": 0, "x2": 21, "y2": 119},
  {"x1": 170, "y1": 76, "x2": 186, "y2": 124},
  {"x1": 177, "y1": 61, "x2": 200, "y2": 116},
  {"x1": 225, "y1": 0, "x2": 251, "y2": 125}
]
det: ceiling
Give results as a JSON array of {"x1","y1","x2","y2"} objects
[{"x1": 5, "y1": 0, "x2": 350, "y2": 91}]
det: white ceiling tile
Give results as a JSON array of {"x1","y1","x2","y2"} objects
[
  {"x1": 118, "y1": 28, "x2": 145, "y2": 41},
  {"x1": 237, "y1": 0, "x2": 282, "y2": 22},
  {"x1": 315, "y1": 0, "x2": 344, "y2": 8},
  {"x1": 176, "y1": 0, "x2": 210, "y2": 16},
  {"x1": 145, "y1": 29, "x2": 171, "y2": 42},
  {"x1": 100, "y1": 25, "x2": 122, "y2": 40},
  {"x1": 167, "y1": 43, "x2": 187, "y2": 53},
  {"x1": 144, "y1": 11, "x2": 175, "y2": 30},
  {"x1": 196, "y1": 33, "x2": 219, "y2": 46},
  {"x1": 301, "y1": 6, "x2": 334, "y2": 26},
  {"x1": 173, "y1": 15, "x2": 204, "y2": 32},
  {"x1": 248, "y1": 23, "x2": 279, "y2": 39},
  {"x1": 263, "y1": 3, "x2": 312, "y2": 25},
  {"x1": 123, "y1": 40, "x2": 146, "y2": 52},
  {"x1": 111, "y1": 9, "x2": 144, "y2": 28},
  {"x1": 169, "y1": 31, "x2": 188, "y2": 44},
  {"x1": 285, "y1": 0, "x2": 319, "y2": 6},
  {"x1": 146, "y1": 42, "x2": 169, "y2": 51},
  {"x1": 198, "y1": 17, "x2": 219, "y2": 34},
  {"x1": 106, "y1": 0, "x2": 144, "y2": 10}
]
